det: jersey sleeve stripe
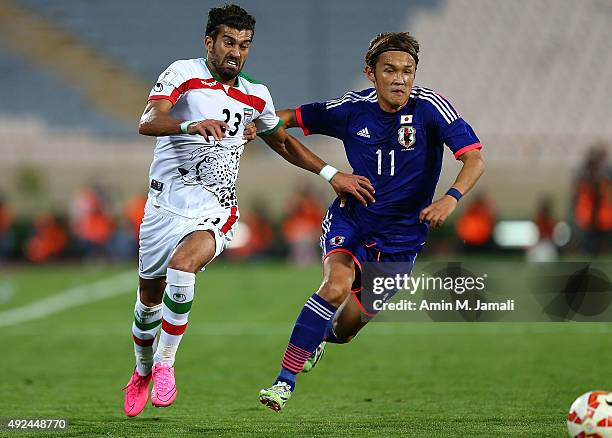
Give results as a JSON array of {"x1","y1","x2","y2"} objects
[
  {"x1": 295, "y1": 106, "x2": 310, "y2": 136},
  {"x1": 326, "y1": 90, "x2": 369, "y2": 104},
  {"x1": 411, "y1": 94, "x2": 455, "y2": 124},
  {"x1": 327, "y1": 91, "x2": 377, "y2": 102},
  {"x1": 412, "y1": 87, "x2": 459, "y2": 120},
  {"x1": 419, "y1": 88, "x2": 458, "y2": 119},
  {"x1": 454, "y1": 142, "x2": 482, "y2": 159},
  {"x1": 149, "y1": 78, "x2": 216, "y2": 106},
  {"x1": 326, "y1": 90, "x2": 376, "y2": 106},
  {"x1": 148, "y1": 94, "x2": 180, "y2": 105},
  {"x1": 410, "y1": 89, "x2": 454, "y2": 122},
  {"x1": 326, "y1": 95, "x2": 378, "y2": 109}
]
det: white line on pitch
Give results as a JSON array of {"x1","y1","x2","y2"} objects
[{"x1": 0, "y1": 270, "x2": 134, "y2": 328}]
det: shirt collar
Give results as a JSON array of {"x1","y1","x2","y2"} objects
[{"x1": 204, "y1": 59, "x2": 240, "y2": 87}]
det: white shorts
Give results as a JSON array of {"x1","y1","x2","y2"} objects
[{"x1": 138, "y1": 200, "x2": 239, "y2": 279}]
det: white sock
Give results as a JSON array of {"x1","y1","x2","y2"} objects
[
  {"x1": 131, "y1": 289, "x2": 162, "y2": 376},
  {"x1": 154, "y1": 268, "x2": 196, "y2": 366}
]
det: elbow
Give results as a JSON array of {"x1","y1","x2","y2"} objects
[
  {"x1": 461, "y1": 150, "x2": 485, "y2": 176},
  {"x1": 476, "y1": 155, "x2": 485, "y2": 177},
  {"x1": 138, "y1": 108, "x2": 156, "y2": 136},
  {"x1": 138, "y1": 120, "x2": 151, "y2": 136}
]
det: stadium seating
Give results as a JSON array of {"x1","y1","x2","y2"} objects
[
  {"x1": 4, "y1": 0, "x2": 431, "y2": 132},
  {"x1": 0, "y1": 0, "x2": 610, "y2": 218},
  {"x1": 0, "y1": 46, "x2": 126, "y2": 135}
]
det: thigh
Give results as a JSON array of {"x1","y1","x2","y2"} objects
[
  {"x1": 169, "y1": 230, "x2": 216, "y2": 273},
  {"x1": 139, "y1": 204, "x2": 238, "y2": 278},
  {"x1": 320, "y1": 207, "x2": 366, "y2": 291},
  {"x1": 138, "y1": 205, "x2": 184, "y2": 279},
  {"x1": 317, "y1": 250, "x2": 357, "y2": 307}
]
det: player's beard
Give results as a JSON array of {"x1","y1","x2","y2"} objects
[{"x1": 209, "y1": 52, "x2": 241, "y2": 82}]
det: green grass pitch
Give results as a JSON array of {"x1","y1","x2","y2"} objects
[{"x1": 1, "y1": 262, "x2": 610, "y2": 437}]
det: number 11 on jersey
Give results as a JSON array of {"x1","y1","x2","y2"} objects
[{"x1": 376, "y1": 149, "x2": 395, "y2": 176}]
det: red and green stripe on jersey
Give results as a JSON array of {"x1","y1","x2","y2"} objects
[{"x1": 150, "y1": 77, "x2": 266, "y2": 113}]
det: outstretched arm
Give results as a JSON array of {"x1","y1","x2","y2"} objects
[
  {"x1": 138, "y1": 99, "x2": 258, "y2": 141},
  {"x1": 419, "y1": 149, "x2": 485, "y2": 228},
  {"x1": 260, "y1": 124, "x2": 375, "y2": 207},
  {"x1": 276, "y1": 109, "x2": 299, "y2": 129}
]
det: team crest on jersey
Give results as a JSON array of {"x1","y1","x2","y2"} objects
[
  {"x1": 398, "y1": 126, "x2": 416, "y2": 149},
  {"x1": 243, "y1": 107, "x2": 254, "y2": 125},
  {"x1": 329, "y1": 236, "x2": 345, "y2": 246}
]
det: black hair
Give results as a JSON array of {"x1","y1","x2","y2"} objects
[
  {"x1": 205, "y1": 4, "x2": 256, "y2": 39},
  {"x1": 365, "y1": 32, "x2": 420, "y2": 68}
]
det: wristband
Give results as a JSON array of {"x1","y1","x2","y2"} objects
[
  {"x1": 319, "y1": 164, "x2": 339, "y2": 182},
  {"x1": 446, "y1": 187, "x2": 463, "y2": 201},
  {"x1": 180, "y1": 120, "x2": 198, "y2": 134}
]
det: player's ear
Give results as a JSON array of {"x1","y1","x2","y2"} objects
[
  {"x1": 364, "y1": 65, "x2": 376, "y2": 83},
  {"x1": 204, "y1": 35, "x2": 214, "y2": 53}
]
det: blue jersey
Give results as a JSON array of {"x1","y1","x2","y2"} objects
[{"x1": 297, "y1": 86, "x2": 481, "y2": 253}]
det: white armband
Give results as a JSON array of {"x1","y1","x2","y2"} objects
[
  {"x1": 180, "y1": 120, "x2": 198, "y2": 134},
  {"x1": 319, "y1": 164, "x2": 339, "y2": 182}
]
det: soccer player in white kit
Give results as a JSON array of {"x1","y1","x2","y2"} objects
[{"x1": 123, "y1": 4, "x2": 375, "y2": 417}]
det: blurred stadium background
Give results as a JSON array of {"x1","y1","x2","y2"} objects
[
  {"x1": 1, "y1": 1, "x2": 612, "y2": 435},
  {"x1": 0, "y1": 0, "x2": 610, "y2": 264}
]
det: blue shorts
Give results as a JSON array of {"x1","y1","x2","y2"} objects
[{"x1": 320, "y1": 201, "x2": 418, "y2": 314}]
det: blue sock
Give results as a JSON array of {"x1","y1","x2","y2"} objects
[{"x1": 276, "y1": 293, "x2": 337, "y2": 390}]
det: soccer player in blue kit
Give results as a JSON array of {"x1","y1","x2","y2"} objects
[{"x1": 259, "y1": 32, "x2": 485, "y2": 411}]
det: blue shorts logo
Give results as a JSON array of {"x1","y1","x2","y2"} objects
[{"x1": 330, "y1": 236, "x2": 345, "y2": 246}]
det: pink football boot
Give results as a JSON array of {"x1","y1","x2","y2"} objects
[
  {"x1": 123, "y1": 369, "x2": 152, "y2": 417},
  {"x1": 151, "y1": 363, "x2": 177, "y2": 407}
]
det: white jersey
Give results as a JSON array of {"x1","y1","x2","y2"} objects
[{"x1": 146, "y1": 58, "x2": 281, "y2": 218}]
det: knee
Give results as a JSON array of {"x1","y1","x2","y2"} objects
[
  {"x1": 139, "y1": 285, "x2": 164, "y2": 307},
  {"x1": 168, "y1": 253, "x2": 199, "y2": 274},
  {"x1": 318, "y1": 280, "x2": 350, "y2": 307},
  {"x1": 139, "y1": 276, "x2": 166, "y2": 306}
]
